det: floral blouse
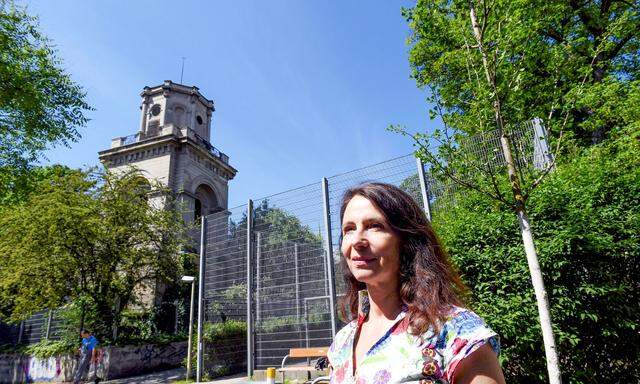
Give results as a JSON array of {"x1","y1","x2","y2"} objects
[{"x1": 327, "y1": 291, "x2": 500, "y2": 384}]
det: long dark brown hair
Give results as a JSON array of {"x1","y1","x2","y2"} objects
[{"x1": 338, "y1": 182, "x2": 467, "y2": 335}]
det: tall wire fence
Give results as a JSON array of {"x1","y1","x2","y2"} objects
[{"x1": 200, "y1": 118, "x2": 553, "y2": 374}]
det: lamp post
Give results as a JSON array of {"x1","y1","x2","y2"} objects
[{"x1": 181, "y1": 275, "x2": 196, "y2": 380}]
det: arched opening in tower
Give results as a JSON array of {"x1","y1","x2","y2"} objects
[{"x1": 194, "y1": 183, "x2": 219, "y2": 221}]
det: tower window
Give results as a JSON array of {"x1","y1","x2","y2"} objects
[
  {"x1": 196, "y1": 115, "x2": 203, "y2": 125},
  {"x1": 150, "y1": 104, "x2": 161, "y2": 116}
]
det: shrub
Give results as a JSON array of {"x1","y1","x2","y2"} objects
[
  {"x1": 24, "y1": 339, "x2": 76, "y2": 359},
  {"x1": 202, "y1": 320, "x2": 246, "y2": 343},
  {"x1": 186, "y1": 319, "x2": 247, "y2": 374},
  {"x1": 434, "y1": 128, "x2": 640, "y2": 383}
]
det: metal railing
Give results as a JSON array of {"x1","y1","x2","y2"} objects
[
  {"x1": 114, "y1": 127, "x2": 230, "y2": 165},
  {"x1": 191, "y1": 129, "x2": 230, "y2": 164},
  {"x1": 122, "y1": 133, "x2": 138, "y2": 146}
]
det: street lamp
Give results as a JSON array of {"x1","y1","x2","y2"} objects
[{"x1": 181, "y1": 275, "x2": 196, "y2": 380}]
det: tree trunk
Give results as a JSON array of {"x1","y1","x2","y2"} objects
[
  {"x1": 468, "y1": 2, "x2": 563, "y2": 382},
  {"x1": 500, "y1": 133, "x2": 562, "y2": 384},
  {"x1": 112, "y1": 295, "x2": 121, "y2": 341},
  {"x1": 516, "y1": 206, "x2": 562, "y2": 384},
  {"x1": 79, "y1": 307, "x2": 85, "y2": 333}
]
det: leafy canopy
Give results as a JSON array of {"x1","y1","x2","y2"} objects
[
  {"x1": 0, "y1": 167, "x2": 187, "y2": 340},
  {"x1": 404, "y1": 0, "x2": 639, "y2": 145},
  {"x1": 0, "y1": 2, "x2": 91, "y2": 204}
]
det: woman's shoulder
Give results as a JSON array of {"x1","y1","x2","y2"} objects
[
  {"x1": 334, "y1": 319, "x2": 358, "y2": 343},
  {"x1": 410, "y1": 307, "x2": 499, "y2": 383},
  {"x1": 444, "y1": 306, "x2": 492, "y2": 330},
  {"x1": 327, "y1": 319, "x2": 358, "y2": 359},
  {"x1": 437, "y1": 307, "x2": 499, "y2": 345}
]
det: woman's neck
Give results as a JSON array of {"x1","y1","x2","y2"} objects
[{"x1": 365, "y1": 283, "x2": 403, "y2": 322}]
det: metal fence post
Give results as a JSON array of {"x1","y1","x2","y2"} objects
[
  {"x1": 255, "y1": 231, "x2": 261, "y2": 327},
  {"x1": 246, "y1": 199, "x2": 254, "y2": 378},
  {"x1": 532, "y1": 117, "x2": 554, "y2": 170},
  {"x1": 304, "y1": 299, "x2": 310, "y2": 349},
  {"x1": 416, "y1": 157, "x2": 433, "y2": 222},
  {"x1": 294, "y1": 243, "x2": 300, "y2": 329},
  {"x1": 196, "y1": 215, "x2": 206, "y2": 383},
  {"x1": 321, "y1": 178, "x2": 338, "y2": 337},
  {"x1": 45, "y1": 309, "x2": 53, "y2": 340},
  {"x1": 17, "y1": 321, "x2": 24, "y2": 344}
]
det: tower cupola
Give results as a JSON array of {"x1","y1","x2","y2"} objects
[{"x1": 139, "y1": 80, "x2": 214, "y2": 141}]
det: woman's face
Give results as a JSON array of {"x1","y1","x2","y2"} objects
[{"x1": 341, "y1": 195, "x2": 401, "y2": 289}]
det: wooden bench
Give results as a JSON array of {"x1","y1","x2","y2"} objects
[{"x1": 278, "y1": 347, "x2": 329, "y2": 383}]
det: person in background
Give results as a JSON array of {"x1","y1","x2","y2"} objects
[
  {"x1": 327, "y1": 182, "x2": 505, "y2": 384},
  {"x1": 73, "y1": 329, "x2": 100, "y2": 384}
]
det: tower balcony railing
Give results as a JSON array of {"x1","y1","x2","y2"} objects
[
  {"x1": 121, "y1": 133, "x2": 138, "y2": 146},
  {"x1": 109, "y1": 125, "x2": 229, "y2": 165},
  {"x1": 187, "y1": 128, "x2": 230, "y2": 165}
]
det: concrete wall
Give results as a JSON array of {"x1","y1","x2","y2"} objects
[
  {"x1": 103, "y1": 341, "x2": 186, "y2": 380},
  {"x1": 0, "y1": 353, "x2": 76, "y2": 383},
  {"x1": 0, "y1": 341, "x2": 186, "y2": 383}
]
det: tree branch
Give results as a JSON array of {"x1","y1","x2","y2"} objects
[
  {"x1": 605, "y1": 31, "x2": 635, "y2": 62},
  {"x1": 412, "y1": 135, "x2": 511, "y2": 206}
]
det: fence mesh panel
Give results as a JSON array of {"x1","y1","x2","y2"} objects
[
  {"x1": 423, "y1": 119, "x2": 552, "y2": 212},
  {"x1": 201, "y1": 205, "x2": 249, "y2": 374},
  {"x1": 251, "y1": 182, "x2": 330, "y2": 369},
  {"x1": 203, "y1": 205, "x2": 249, "y2": 324}
]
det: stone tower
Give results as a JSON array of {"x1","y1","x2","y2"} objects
[{"x1": 98, "y1": 80, "x2": 237, "y2": 224}]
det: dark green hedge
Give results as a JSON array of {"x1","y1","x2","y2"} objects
[{"x1": 434, "y1": 128, "x2": 639, "y2": 383}]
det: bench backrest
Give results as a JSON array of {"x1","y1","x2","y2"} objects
[{"x1": 289, "y1": 347, "x2": 328, "y2": 358}]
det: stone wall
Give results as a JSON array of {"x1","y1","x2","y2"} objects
[{"x1": 0, "y1": 341, "x2": 187, "y2": 383}]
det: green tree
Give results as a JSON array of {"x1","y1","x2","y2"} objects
[
  {"x1": 231, "y1": 199, "x2": 322, "y2": 246},
  {"x1": 0, "y1": 167, "x2": 186, "y2": 340},
  {"x1": 398, "y1": 2, "x2": 639, "y2": 381},
  {"x1": 253, "y1": 199, "x2": 322, "y2": 245},
  {"x1": 0, "y1": 2, "x2": 91, "y2": 202},
  {"x1": 403, "y1": 0, "x2": 638, "y2": 145},
  {"x1": 436, "y1": 127, "x2": 639, "y2": 383},
  {"x1": 0, "y1": 164, "x2": 74, "y2": 206}
]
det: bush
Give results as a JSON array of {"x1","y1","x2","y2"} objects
[
  {"x1": 434, "y1": 128, "x2": 640, "y2": 383},
  {"x1": 186, "y1": 320, "x2": 247, "y2": 378},
  {"x1": 24, "y1": 339, "x2": 76, "y2": 359},
  {"x1": 202, "y1": 320, "x2": 246, "y2": 343}
]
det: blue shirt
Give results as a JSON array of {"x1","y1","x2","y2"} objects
[{"x1": 81, "y1": 335, "x2": 98, "y2": 353}]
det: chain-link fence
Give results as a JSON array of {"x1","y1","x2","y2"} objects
[{"x1": 200, "y1": 119, "x2": 552, "y2": 374}]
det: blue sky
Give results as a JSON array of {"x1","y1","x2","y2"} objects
[{"x1": 26, "y1": 0, "x2": 440, "y2": 208}]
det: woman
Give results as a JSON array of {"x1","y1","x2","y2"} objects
[{"x1": 327, "y1": 183, "x2": 504, "y2": 384}]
